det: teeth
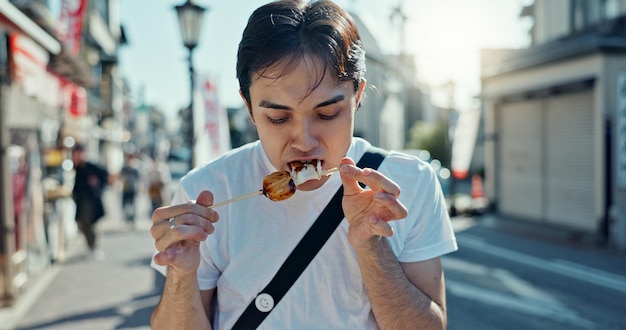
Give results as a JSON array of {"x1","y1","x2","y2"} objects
[{"x1": 290, "y1": 160, "x2": 322, "y2": 185}]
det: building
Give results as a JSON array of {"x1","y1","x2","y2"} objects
[
  {"x1": 481, "y1": 0, "x2": 626, "y2": 250},
  {"x1": 350, "y1": 10, "x2": 428, "y2": 151},
  {"x1": 0, "y1": 0, "x2": 127, "y2": 306}
]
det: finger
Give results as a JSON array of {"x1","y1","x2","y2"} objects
[
  {"x1": 152, "y1": 193, "x2": 219, "y2": 225},
  {"x1": 153, "y1": 250, "x2": 172, "y2": 266},
  {"x1": 151, "y1": 204, "x2": 219, "y2": 246},
  {"x1": 155, "y1": 224, "x2": 209, "y2": 252},
  {"x1": 151, "y1": 207, "x2": 217, "y2": 240},
  {"x1": 374, "y1": 192, "x2": 409, "y2": 219},
  {"x1": 344, "y1": 166, "x2": 401, "y2": 198},
  {"x1": 163, "y1": 213, "x2": 216, "y2": 235},
  {"x1": 196, "y1": 190, "x2": 214, "y2": 207},
  {"x1": 152, "y1": 244, "x2": 195, "y2": 266},
  {"x1": 339, "y1": 157, "x2": 364, "y2": 196}
]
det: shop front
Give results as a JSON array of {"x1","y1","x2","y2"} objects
[
  {"x1": 482, "y1": 45, "x2": 624, "y2": 245},
  {"x1": 0, "y1": 26, "x2": 89, "y2": 307}
]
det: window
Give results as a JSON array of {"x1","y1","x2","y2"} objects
[{"x1": 571, "y1": 0, "x2": 623, "y2": 32}]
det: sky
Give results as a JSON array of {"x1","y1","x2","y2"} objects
[{"x1": 118, "y1": 0, "x2": 533, "y2": 118}]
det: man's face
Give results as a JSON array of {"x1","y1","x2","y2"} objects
[{"x1": 244, "y1": 56, "x2": 365, "y2": 191}]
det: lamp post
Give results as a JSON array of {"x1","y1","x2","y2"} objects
[{"x1": 174, "y1": 0, "x2": 207, "y2": 169}]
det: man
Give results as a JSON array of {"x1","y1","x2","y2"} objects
[
  {"x1": 71, "y1": 143, "x2": 108, "y2": 258},
  {"x1": 150, "y1": 1, "x2": 457, "y2": 328}
]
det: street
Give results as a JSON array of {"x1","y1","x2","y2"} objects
[
  {"x1": 446, "y1": 217, "x2": 626, "y2": 330},
  {"x1": 12, "y1": 224, "x2": 161, "y2": 330},
  {"x1": 1, "y1": 190, "x2": 163, "y2": 330},
  {"x1": 3, "y1": 203, "x2": 626, "y2": 329}
]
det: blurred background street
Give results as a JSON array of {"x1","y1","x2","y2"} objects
[{"x1": 1, "y1": 0, "x2": 626, "y2": 329}]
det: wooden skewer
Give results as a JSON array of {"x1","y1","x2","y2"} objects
[
  {"x1": 206, "y1": 167, "x2": 339, "y2": 209},
  {"x1": 321, "y1": 167, "x2": 339, "y2": 176},
  {"x1": 207, "y1": 190, "x2": 263, "y2": 209}
]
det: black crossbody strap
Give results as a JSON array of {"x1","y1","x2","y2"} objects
[{"x1": 232, "y1": 146, "x2": 387, "y2": 330}]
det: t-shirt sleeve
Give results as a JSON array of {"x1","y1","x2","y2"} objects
[
  {"x1": 196, "y1": 237, "x2": 221, "y2": 290},
  {"x1": 387, "y1": 156, "x2": 458, "y2": 263}
]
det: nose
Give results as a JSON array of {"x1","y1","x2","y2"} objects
[{"x1": 290, "y1": 118, "x2": 319, "y2": 152}]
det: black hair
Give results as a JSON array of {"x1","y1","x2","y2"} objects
[{"x1": 236, "y1": 0, "x2": 366, "y2": 105}]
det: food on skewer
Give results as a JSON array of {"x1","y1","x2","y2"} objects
[
  {"x1": 208, "y1": 170, "x2": 296, "y2": 208},
  {"x1": 262, "y1": 170, "x2": 296, "y2": 201},
  {"x1": 289, "y1": 160, "x2": 338, "y2": 185},
  {"x1": 207, "y1": 161, "x2": 337, "y2": 209}
]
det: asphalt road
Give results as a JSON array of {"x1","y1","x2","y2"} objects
[{"x1": 445, "y1": 217, "x2": 626, "y2": 330}]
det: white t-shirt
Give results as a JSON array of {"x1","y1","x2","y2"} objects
[{"x1": 153, "y1": 137, "x2": 457, "y2": 329}]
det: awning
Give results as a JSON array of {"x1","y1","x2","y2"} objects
[{"x1": 0, "y1": 0, "x2": 61, "y2": 54}]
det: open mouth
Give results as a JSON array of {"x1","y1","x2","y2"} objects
[
  {"x1": 288, "y1": 159, "x2": 323, "y2": 185},
  {"x1": 288, "y1": 159, "x2": 321, "y2": 172}
]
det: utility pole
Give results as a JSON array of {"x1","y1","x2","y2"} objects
[{"x1": 389, "y1": 0, "x2": 407, "y2": 55}]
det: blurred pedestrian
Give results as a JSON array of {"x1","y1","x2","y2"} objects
[
  {"x1": 147, "y1": 156, "x2": 171, "y2": 212},
  {"x1": 71, "y1": 144, "x2": 108, "y2": 259},
  {"x1": 120, "y1": 153, "x2": 140, "y2": 227}
]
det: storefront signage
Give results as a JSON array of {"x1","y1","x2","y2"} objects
[
  {"x1": 9, "y1": 34, "x2": 86, "y2": 117},
  {"x1": 57, "y1": 0, "x2": 88, "y2": 55},
  {"x1": 9, "y1": 33, "x2": 59, "y2": 106}
]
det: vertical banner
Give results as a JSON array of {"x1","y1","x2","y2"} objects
[
  {"x1": 617, "y1": 72, "x2": 626, "y2": 189},
  {"x1": 451, "y1": 108, "x2": 480, "y2": 179},
  {"x1": 194, "y1": 76, "x2": 231, "y2": 165},
  {"x1": 57, "y1": 0, "x2": 89, "y2": 55}
]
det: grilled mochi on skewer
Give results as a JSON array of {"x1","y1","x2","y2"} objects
[{"x1": 289, "y1": 160, "x2": 338, "y2": 186}]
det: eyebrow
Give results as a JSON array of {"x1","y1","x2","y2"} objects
[{"x1": 258, "y1": 94, "x2": 346, "y2": 110}]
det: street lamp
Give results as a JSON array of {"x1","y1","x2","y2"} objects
[{"x1": 174, "y1": 0, "x2": 207, "y2": 169}]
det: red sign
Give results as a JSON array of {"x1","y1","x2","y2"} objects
[
  {"x1": 68, "y1": 84, "x2": 87, "y2": 117},
  {"x1": 9, "y1": 33, "x2": 86, "y2": 117},
  {"x1": 9, "y1": 33, "x2": 61, "y2": 106},
  {"x1": 57, "y1": 0, "x2": 88, "y2": 55}
]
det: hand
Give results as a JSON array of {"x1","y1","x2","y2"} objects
[
  {"x1": 339, "y1": 157, "x2": 408, "y2": 248},
  {"x1": 151, "y1": 190, "x2": 219, "y2": 274}
]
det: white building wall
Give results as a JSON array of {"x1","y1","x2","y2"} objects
[{"x1": 533, "y1": 0, "x2": 570, "y2": 45}]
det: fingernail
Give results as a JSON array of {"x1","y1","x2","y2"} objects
[{"x1": 340, "y1": 164, "x2": 349, "y2": 173}]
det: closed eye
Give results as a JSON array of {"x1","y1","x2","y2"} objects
[
  {"x1": 266, "y1": 115, "x2": 288, "y2": 124},
  {"x1": 318, "y1": 111, "x2": 340, "y2": 120}
]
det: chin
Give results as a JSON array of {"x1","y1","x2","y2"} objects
[{"x1": 296, "y1": 176, "x2": 329, "y2": 191}]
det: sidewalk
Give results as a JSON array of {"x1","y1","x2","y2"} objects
[{"x1": 0, "y1": 190, "x2": 163, "y2": 330}]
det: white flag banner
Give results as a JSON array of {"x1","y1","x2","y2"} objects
[
  {"x1": 451, "y1": 108, "x2": 481, "y2": 180},
  {"x1": 193, "y1": 76, "x2": 231, "y2": 165}
]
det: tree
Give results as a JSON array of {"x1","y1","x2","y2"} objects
[{"x1": 406, "y1": 119, "x2": 451, "y2": 168}]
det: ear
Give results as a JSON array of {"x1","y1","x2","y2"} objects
[
  {"x1": 356, "y1": 79, "x2": 367, "y2": 109},
  {"x1": 239, "y1": 90, "x2": 255, "y2": 124}
]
